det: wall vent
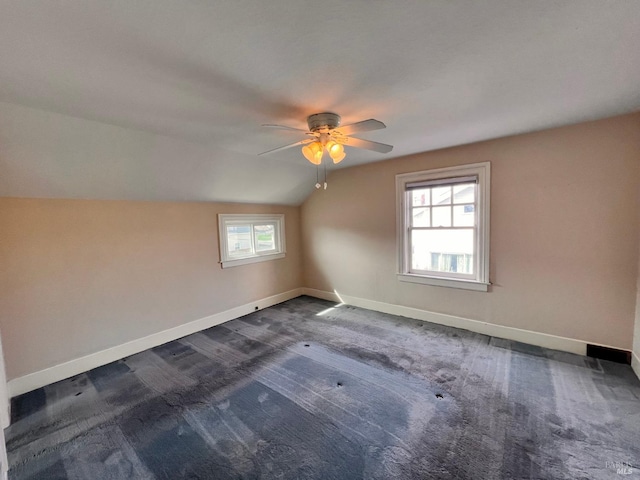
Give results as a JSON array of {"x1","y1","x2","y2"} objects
[{"x1": 586, "y1": 344, "x2": 631, "y2": 364}]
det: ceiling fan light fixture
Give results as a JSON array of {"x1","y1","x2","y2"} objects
[
  {"x1": 325, "y1": 141, "x2": 341, "y2": 155},
  {"x1": 326, "y1": 141, "x2": 345, "y2": 163},
  {"x1": 302, "y1": 141, "x2": 323, "y2": 165},
  {"x1": 260, "y1": 113, "x2": 392, "y2": 186},
  {"x1": 332, "y1": 151, "x2": 346, "y2": 164}
]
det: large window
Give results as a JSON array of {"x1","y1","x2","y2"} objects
[
  {"x1": 396, "y1": 162, "x2": 490, "y2": 291},
  {"x1": 218, "y1": 214, "x2": 285, "y2": 268}
]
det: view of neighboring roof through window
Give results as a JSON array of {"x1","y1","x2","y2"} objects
[{"x1": 409, "y1": 179, "x2": 477, "y2": 277}]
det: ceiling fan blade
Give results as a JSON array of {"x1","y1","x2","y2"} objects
[
  {"x1": 261, "y1": 124, "x2": 310, "y2": 134},
  {"x1": 258, "y1": 138, "x2": 314, "y2": 156},
  {"x1": 335, "y1": 119, "x2": 386, "y2": 136},
  {"x1": 340, "y1": 136, "x2": 393, "y2": 154}
]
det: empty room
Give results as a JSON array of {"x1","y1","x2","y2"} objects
[{"x1": 1, "y1": 2, "x2": 640, "y2": 479}]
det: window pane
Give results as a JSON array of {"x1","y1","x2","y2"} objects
[
  {"x1": 453, "y1": 205, "x2": 475, "y2": 227},
  {"x1": 226, "y1": 225, "x2": 253, "y2": 258},
  {"x1": 254, "y1": 224, "x2": 276, "y2": 252},
  {"x1": 432, "y1": 186, "x2": 452, "y2": 205},
  {"x1": 453, "y1": 183, "x2": 476, "y2": 204},
  {"x1": 219, "y1": 214, "x2": 285, "y2": 268},
  {"x1": 412, "y1": 207, "x2": 430, "y2": 227},
  {"x1": 411, "y1": 189, "x2": 430, "y2": 206},
  {"x1": 432, "y1": 206, "x2": 451, "y2": 227},
  {"x1": 411, "y1": 229, "x2": 474, "y2": 274}
]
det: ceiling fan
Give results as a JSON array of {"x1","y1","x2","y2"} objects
[{"x1": 259, "y1": 112, "x2": 393, "y2": 165}]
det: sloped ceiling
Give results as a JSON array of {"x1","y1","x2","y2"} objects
[{"x1": 0, "y1": 1, "x2": 639, "y2": 205}]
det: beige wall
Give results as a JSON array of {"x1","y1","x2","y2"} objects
[
  {"x1": 302, "y1": 113, "x2": 640, "y2": 350},
  {"x1": 634, "y1": 280, "x2": 640, "y2": 372},
  {"x1": 634, "y1": 227, "x2": 640, "y2": 374},
  {"x1": 0, "y1": 199, "x2": 302, "y2": 380},
  {"x1": 1, "y1": 113, "x2": 639, "y2": 387}
]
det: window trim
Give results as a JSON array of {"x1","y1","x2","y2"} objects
[
  {"x1": 218, "y1": 214, "x2": 286, "y2": 268},
  {"x1": 396, "y1": 162, "x2": 491, "y2": 291}
]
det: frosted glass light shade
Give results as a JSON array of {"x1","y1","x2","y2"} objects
[
  {"x1": 326, "y1": 141, "x2": 346, "y2": 163},
  {"x1": 332, "y1": 151, "x2": 346, "y2": 164},
  {"x1": 302, "y1": 142, "x2": 323, "y2": 165}
]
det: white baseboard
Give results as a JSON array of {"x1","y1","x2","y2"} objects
[
  {"x1": 7, "y1": 288, "x2": 304, "y2": 398},
  {"x1": 10, "y1": 287, "x2": 636, "y2": 400},
  {"x1": 303, "y1": 288, "x2": 598, "y2": 356},
  {"x1": 632, "y1": 351, "x2": 640, "y2": 381}
]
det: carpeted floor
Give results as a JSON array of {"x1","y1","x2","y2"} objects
[{"x1": 6, "y1": 296, "x2": 640, "y2": 479}]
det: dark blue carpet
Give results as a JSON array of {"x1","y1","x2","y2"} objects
[{"x1": 6, "y1": 296, "x2": 640, "y2": 479}]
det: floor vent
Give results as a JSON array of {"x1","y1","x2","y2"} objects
[{"x1": 586, "y1": 344, "x2": 631, "y2": 365}]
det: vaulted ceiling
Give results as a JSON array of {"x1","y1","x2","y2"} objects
[{"x1": 1, "y1": 1, "x2": 639, "y2": 205}]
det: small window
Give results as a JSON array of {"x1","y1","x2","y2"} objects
[
  {"x1": 396, "y1": 162, "x2": 490, "y2": 291},
  {"x1": 218, "y1": 214, "x2": 285, "y2": 268}
]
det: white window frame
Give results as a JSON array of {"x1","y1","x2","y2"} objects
[
  {"x1": 396, "y1": 162, "x2": 490, "y2": 292},
  {"x1": 218, "y1": 214, "x2": 286, "y2": 268}
]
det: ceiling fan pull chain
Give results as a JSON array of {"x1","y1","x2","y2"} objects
[
  {"x1": 323, "y1": 162, "x2": 328, "y2": 190},
  {"x1": 315, "y1": 164, "x2": 321, "y2": 189}
]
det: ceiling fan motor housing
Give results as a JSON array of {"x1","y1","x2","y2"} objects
[{"x1": 307, "y1": 112, "x2": 341, "y2": 132}]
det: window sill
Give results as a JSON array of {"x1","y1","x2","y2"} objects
[
  {"x1": 221, "y1": 253, "x2": 285, "y2": 269},
  {"x1": 397, "y1": 273, "x2": 490, "y2": 292}
]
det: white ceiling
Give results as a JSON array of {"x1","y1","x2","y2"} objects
[{"x1": 1, "y1": 1, "x2": 639, "y2": 205}]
